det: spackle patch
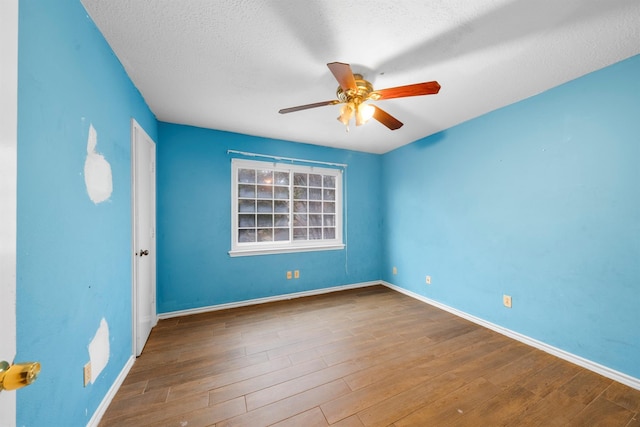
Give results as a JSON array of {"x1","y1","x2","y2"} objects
[
  {"x1": 84, "y1": 124, "x2": 113, "y2": 204},
  {"x1": 88, "y1": 318, "x2": 110, "y2": 384}
]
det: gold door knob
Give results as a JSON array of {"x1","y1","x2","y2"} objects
[{"x1": 0, "y1": 360, "x2": 41, "y2": 391}]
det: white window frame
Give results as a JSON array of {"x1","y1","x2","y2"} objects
[{"x1": 229, "y1": 158, "x2": 345, "y2": 257}]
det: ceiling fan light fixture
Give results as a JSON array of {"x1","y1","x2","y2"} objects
[
  {"x1": 356, "y1": 103, "x2": 375, "y2": 126},
  {"x1": 338, "y1": 103, "x2": 355, "y2": 126}
]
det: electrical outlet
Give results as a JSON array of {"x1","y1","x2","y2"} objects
[
  {"x1": 503, "y1": 294, "x2": 512, "y2": 308},
  {"x1": 426, "y1": 275, "x2": 431, "y2": 285},
  {"x1": 286, "y1": 271, "x2": 292, "y2": 279},
  {"x1": 294, "y1": 270, "x2": 300, "y2": 279},
  {"x1": 392, "y1": 267, "x2": 397, "y2": 275},
  {"x1": 83, "y1": 362, "x2": 91, "y2": 387}
]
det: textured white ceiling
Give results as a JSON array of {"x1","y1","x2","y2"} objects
[{"x1": 81, "y1": 0, "x2": 640, "y2": 154}]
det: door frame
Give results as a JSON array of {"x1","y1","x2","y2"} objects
[
  {"x1": 130, "y1": 119, "x2": 157, "y2": 356},
  {"x1": 0, "y1": 0, "x2": 19, "y2": 424}
]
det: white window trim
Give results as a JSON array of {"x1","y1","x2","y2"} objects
[{"x1": 229, "y1": 158, "x2": 344, "y2": 257}]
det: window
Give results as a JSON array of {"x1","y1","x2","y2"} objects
[{"x1": 230, "y1": 158, "x2": 344, "y2": 256}]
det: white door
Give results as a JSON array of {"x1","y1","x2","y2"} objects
[
  {"x1": 132, "y1": 119, "x2": 156, "y2": 356},
  {"x1": 0, "y1": 0, "x2": 18, "y2": 424}
]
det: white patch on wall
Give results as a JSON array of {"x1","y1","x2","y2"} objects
[
  {"x1": 84, "y1": 124, "x2": 113, "y2": 204},
  {"x1": 88, "y1": 318, "x2": 110, "y2": 384}
]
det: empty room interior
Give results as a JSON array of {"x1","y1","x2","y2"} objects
[{"x1": 2, "y1": 1, "x2": 640, "y2": 426}]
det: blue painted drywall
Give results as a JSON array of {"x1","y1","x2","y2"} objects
[
  {"x1": 382, "y1": 54, "x2": 640, "y2": 379},
  {"x1": 156, "y1": 123, "x2": 382, "y2": 313},
  {"x1": 17, "y1": 1, "x2": 156, "y2": 425}
]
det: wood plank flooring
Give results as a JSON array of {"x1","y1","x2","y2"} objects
[{"x1": 99, "y1": 285, "x2": 640, "y2": 427}]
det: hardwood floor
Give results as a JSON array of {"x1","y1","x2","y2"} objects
[{"x1": 99, "y1": 286, "x2": 640, "y2": 427}]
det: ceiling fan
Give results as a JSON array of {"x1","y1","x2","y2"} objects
[{"x1": 279, "y1": 62, "x2": 441, "y2": 131}]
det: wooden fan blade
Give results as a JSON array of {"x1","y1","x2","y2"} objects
[
  {"x1": 372, "y1": 106, "x2": 403, "y2": 130},
  {"x1": 374, "y1": 81, "x2": 441, "y2": 100},
  {"x1": 327, "y1": 62, "x2": 357, "y2": 91},
  {"x1": 279, "y1": 100, "x2": 339, "y2": 114}
]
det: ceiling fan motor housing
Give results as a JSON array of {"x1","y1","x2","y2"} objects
[{"x1": 336, "y1": 74, "x2": 379, "y2": 105}]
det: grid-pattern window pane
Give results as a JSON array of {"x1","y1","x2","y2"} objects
[
  {"x1": 292, "y1": 172, "x2": 337, "y2": 242},
  {"x1": 232, "y1": 159, "x2": 342, "y2": 255},
  {"x1": 236, "y1": 167, "x2": 290, "y2": 244}
]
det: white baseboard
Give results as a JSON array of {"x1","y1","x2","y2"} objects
[
  {"x1": 158, "y1": 281, "x2": 380, "y2": 320},
  {"x1": 87, "y1": 355, "x2": 135, "y2": 427},
  {"x1": 382, "y1": 281, "x2": 640, "y2": 391}
]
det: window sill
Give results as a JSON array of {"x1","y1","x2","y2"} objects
[{"x1": 229, "y1": 243, "x2": 345, "y2": 257}]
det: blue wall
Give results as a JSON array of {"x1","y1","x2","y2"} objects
[
  {"x1": 382, "y1": 54, "x2": 640, "y2": 379},
  {"x1": 156, "y1": 123, "x2": 382, "y2": 313},
  {"x1": 17, "y1": 1, "x2": 156, "y2": 425}
]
